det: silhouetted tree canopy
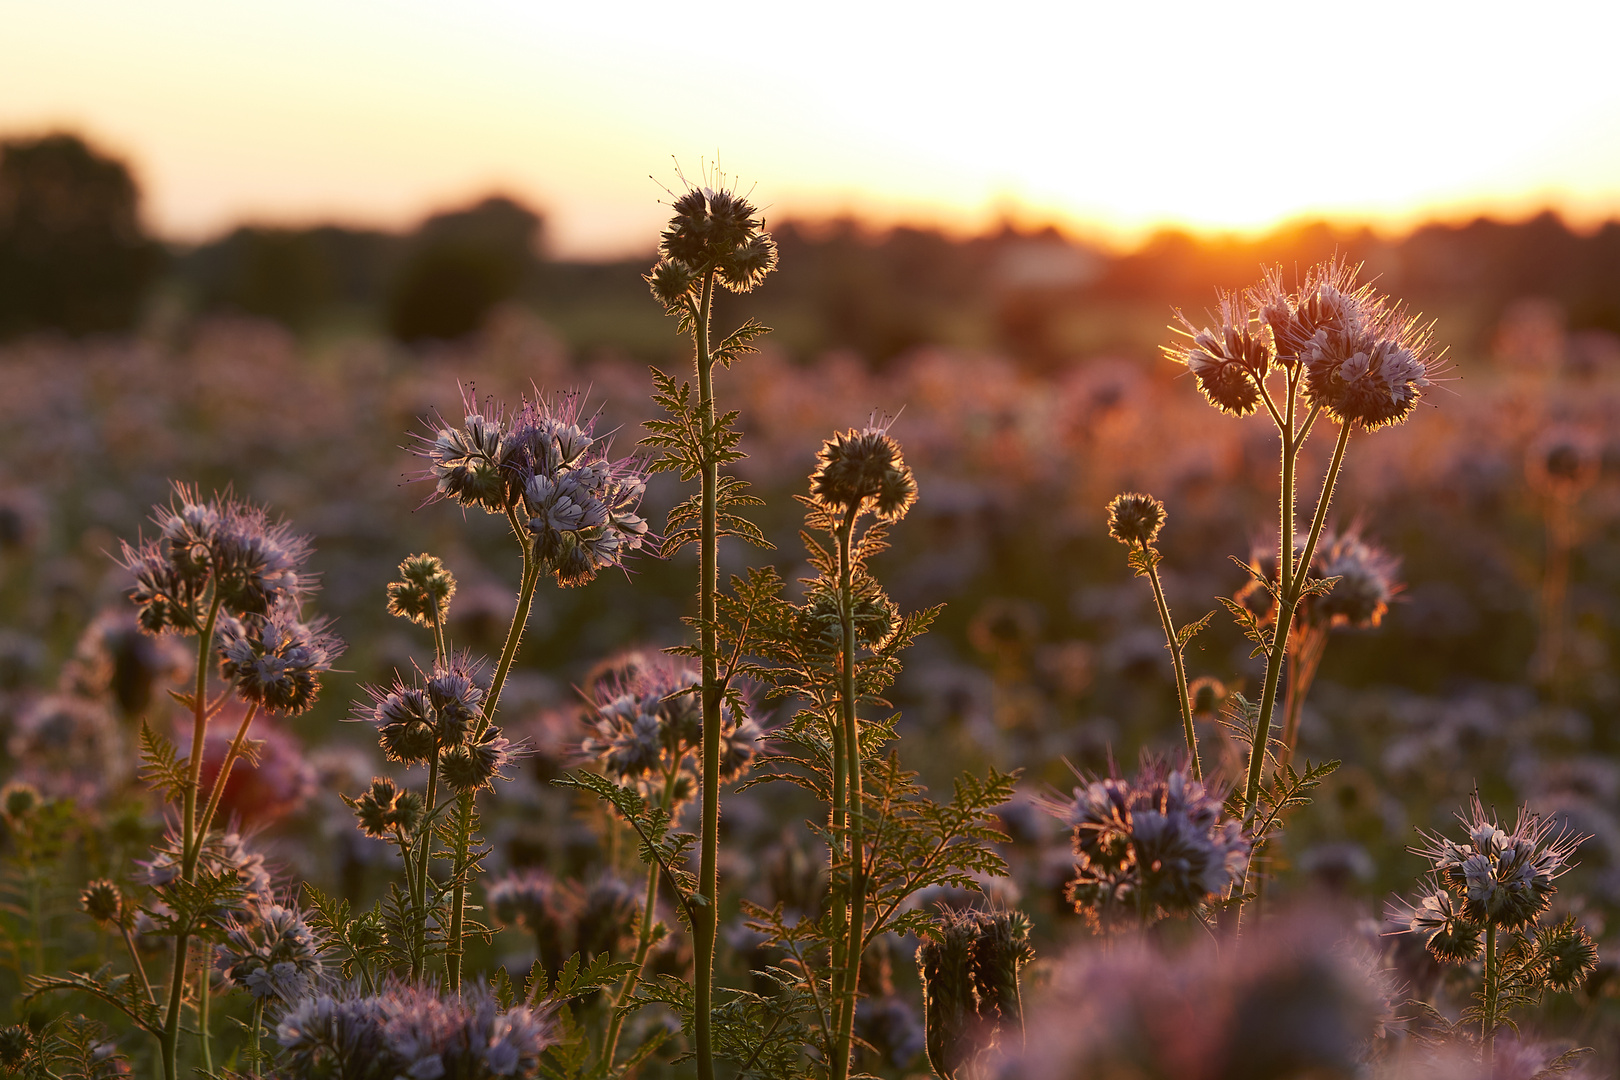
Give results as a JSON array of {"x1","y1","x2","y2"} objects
[
  {"x1": 0, "y1": 133, "x2": 160, "y2": 337},
  {"x1": 386, "y1": 195, "x2": 542, "y2": 342}
]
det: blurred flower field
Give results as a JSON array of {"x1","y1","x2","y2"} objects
[{"x1": 2, "y1": 267, "x2": 1619, "y2": 1076}]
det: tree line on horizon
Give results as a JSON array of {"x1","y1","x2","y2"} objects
[{"x1": 4, "y1": 131, "x2": 1620, "y2": 364}]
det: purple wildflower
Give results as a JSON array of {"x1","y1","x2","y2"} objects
[
  {"x1": 217, "y1": 901, "x2": 324, "y2": 1002},
  {"x1": 216, "y1": 603, "x2": 343, "y2": 715}
]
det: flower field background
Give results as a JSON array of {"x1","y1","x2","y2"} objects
[{"x1": 2, "y1": 134, "x2": 1619, "y2": 1078}]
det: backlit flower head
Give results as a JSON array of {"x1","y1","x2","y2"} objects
[
  {"x1": 440, "y1": 726, "x2": 514, "y2": 794},
  {"x1": 1105, "y1": 492, "x2": 1165, "y2": 548},
  {"x1": 80, "y1": 879, "x2": 124, "y2": 926},
  {"x1": 356, "y1": 656, "x2": 487, "y2": 764},
  {"x1": 1251, "y1": 259, "x2": 1378, "y2": 367},
  {"x1": 648, "y1": 174, "x2": 778, "y2": 310},
  {"x1": 120, "y1": 485, "x2": 313, "y2": 632},
  {"x1": 1048, "y1": 756, "x2": 1249, "y2": 931},
  {"x1": 581, "y1": 652, "x2": 757, "y2": 786},
  {"x1": 1411, "y1": 795, "x2": 1585, "y2": 933},
  {"x1": 1164, "y1": 290, "x2": 1269, "y2": 416},
  {"x1": 809, "y1": 422, "x2": 917, "y2": 522},
  {"x1": 216, "y1": 604, "x2": 343, "y2": 715},
  {"x1": 418, "y1": 390, "x2": 525, "y2": 515},
  {"x1": 346, "y1": 776, "x2": 425, "y2": 838},
  {"x1": 1314, "y1": 528, "x2": 1402, "y2": 629},
  {"x1": 217, "y1": 901, "x2": 324, "y2": 1002}
]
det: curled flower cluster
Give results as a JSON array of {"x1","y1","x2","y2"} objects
[
  {"x1": 1051, "y1": 758, "x2": 1249, "y2": 931},
  {"x1": 1165, "y1": 260, "x2": 1440, "y2": 430},
  {"x1": 119, "y1": 487, "x2": 313, "y2": 633},
  {"x1": 1237, "y1": 527, "x2": 1402, "y2": 633},
  {"x1": 417, "y1": 390, "x2": 649, "y2": 587},
  {"x1": 581, "y1": 654, "x2": 759, "y2": 788},
  {"x1": 916, "y1": 908, "x2": 1034, "y2": 1080},
  {"x1": 216, "y1": 605, "x2": 343, "y2": 716},
  {"x1": 346, "y1": 776, "x2": 425, "y2": 839},
  {"x1": 809, "y1": 425, "x2": 918, "y2": 522},
  {"x1": 217, "y1": 901, "x2": 324, "y2": 1002},
  {"x1": 356, "y1": 658, "x2": 513, "y2": 795},
  {"x1": 1393, "y1": 797, "x2": 1588, "y2": 960},
  {"x1": 386, "y1": 553, "x2": 457, "y2": 628},
  {"x1": 1104, "y1": 492, "x2": 1165, "y2": 548},
  {"x1": 646, "y1": 181, "x2": 778, "y2": 310},
  {"x1": 275, "y1": 981, "x2": 554, "y2": 1080}
]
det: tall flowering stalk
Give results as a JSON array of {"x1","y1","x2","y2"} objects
[
  {"x1": 642, "y1": 175, "x2": 777, "y2": 1080},
  {"x1": 1390, "y1": 796, "x2": 1597, "y2": 1072},
  {"x1": 1165, "y1": 260, "x2": 1440, "y2": 913},
  {"x1": 412, "y1": 388, "x2": 649, "y2": 989},
  {"x1": 29, "y1": 487, "x2": 341, "y2": 1080}
]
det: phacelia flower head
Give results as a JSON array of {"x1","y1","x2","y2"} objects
[
  {"x1": 1049, "y1": 756, "x2": 1249, "y2": 931},
  {"x1": 120, "y1": 486, "x2": 314, "y2": 632},
  {"x1": 1411, "y1": 795, "x2": 1585, "y2": 933},
  {"x1": 809, "y1": 422, "x2": 918, "y2": 523},
  {"x1": 1252, "y1": 260, "x2": 1440, "y2": 431},
  {"x1": 217, "y1": 901, "x2": 324, "y2": 1002},
  {"x1": 418, "y1": 391, "x2": 525, "y2": 516},
  {"x1": 346, "y1": 777, "x2": 425, "y2": 839},
  {"x1": 648, "y1": 175, "x2": 778, "y2": 310},
  {"x1": 357, "y1": 656, "x2": 487, "y2": 764},
  {"x1": 275, "y1": 981, "x2": 555, "y2": 1080},
  {"x1": 386, "y1": 553, "x2": 457, "y2": 628},
  {"x1": 1164, "y1": 291, "x2": 1269, "y2": 416},
  {"x1": 1105, "y1": 492, "x2": 1166, "y2": 548},
  {"x1": 1251, "y1": 259, "x2": 1377, "y2": 367},
  {"x1": 916, "y1": 908, "x2": 1035, "y2": 1079},
  {"x1": 216, "y1": 604, "x2": 344, "y2": 716},
  {"x1": 441, "y1": 726, "x2": 514, "y2": 795},
  {"x1": 80, "y1": 879, "x2": 125, "y2": 926},
  {"x1": 581, "y1": 652, "x2": 758, "y2": 787},
  {"x1": 1314, "y1": 528, "x2": 1402, "y2": 629}
]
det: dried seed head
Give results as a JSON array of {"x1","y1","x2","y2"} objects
[
  {"x1": 386, "y1": 553, "x2": 457, "y2": 627},
  {"x1": 1105, "y1": 493, "x2": 1166, "y2": 547},
  {"x1": 809, "y1": 425, "x2": 917, "y2": 522}
]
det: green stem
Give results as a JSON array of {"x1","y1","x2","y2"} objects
[
  {"x1": 1141, "y1": 541, "x2": 1201, "y2": 781},
  {"x1": 162, "y1": 593, "x2": 223, "y2": 1080},
  {"x1": 601, "y1": 771, "x2": 679, "y2": 1072},
  {"x1": 1238, "y1": 420, "x2": 1352, "y2": 925},
  {"x1": 198, "y1": 966, "x2": 213, "y2": 1075},
  {"x1": 196, "y1": 702, "x2": 260, "y2": 846},
  {"x1": 448, "y1": 512, "x2": 541, "y2": 991},
  {"x1": 122, "y1": 925, "x2": 158, "y2": 1008},
  {"x1": 250, "y1": 997, "x2": 265, "y2": 1079},
  {"x1": 832, "y1": 506, "x2": 863, "y2": 1080},
  {"x1": 1483, "y1": 924, "x2": 1498, "y2": 1074},
  {"x1": 692, "y1": 270, "x2": 720, "y2": 1080},
  {"x1": 412, "y1": 754, "x2": 440, "y2": 982}
]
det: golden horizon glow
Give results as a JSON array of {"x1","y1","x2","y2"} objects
[{"x1": 4, "y1": 1, "x2": 1620, "y2": 258}]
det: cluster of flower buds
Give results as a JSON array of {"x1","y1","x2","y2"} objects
[
  {"x1": 1105, "y1": 492, "x2": 1166, "y2": 549},
  {"x1": 120, "y1": 487, "x2": 312, "y2": 633},
  {"x1": 1393, "y1": 796, "x2": 1595, "y2": 975},
  {"x1": 216, "y1": 901, "x2": 324, "y2": 1003},
  {"x1": 356, "y1": 657, "x2": 511, "y2": 794},
  {"x1": 275, "y1": 980, "x2": 554, "y2": 1080},
  {"x1": 646, "y1": 182, "x2": 778, "y2": 311},
  {"x1": 385, "y1": 553, "x2": 457, "y2": 628},
  {"x1": 346, "y1": 776, "x2": 425, "y2": 839},
  {"x1": 581, "y1": 654, "x2": 759, "y2": 789},
  {"x1": 487, "y1": 870, "x2": 642, "y2": 974},
  {"x1": 1166, "y1": 260, "x2": 1440, "y2": 430},
  {"x1": 1051, "y1": 758, "x2": 1249, "y2": 931},
  {"x1": 418, "y1": 391, "x2": 649, "y2": 587},
  {"x1": 916, "y1": 908, "x2": 1034, "y2": 1080},
  {"x1": 809, "y1": 424, "x2": 918, "y2": 523}
]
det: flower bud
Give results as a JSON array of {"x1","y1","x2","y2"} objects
[
  {"x1": 386, "y1": 553, "x2": 457, "y2": 627},
  {"x1": 81, "y1": 879, "x2": 124, "y2": 925},
  {"x1": 1105, "y1": 493, "x2": 1165, "y2": 547}
]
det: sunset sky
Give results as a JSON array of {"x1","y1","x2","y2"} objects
[{"x1": 4, "y1": 0, "x2": 1619, "y2": 257}]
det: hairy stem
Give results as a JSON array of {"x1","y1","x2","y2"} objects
[
  {"x1": 1483, "y1": 924, "x2": 1499, "y2": 1073},
  {"x1": 601, "y1": 771, "x2": 679, "y2": 1071},
  {"x1": 1142, "y1": 542, "x2": 1201, "y2": 781},
  {"x1": 693, "y1": 269, "x2": 720, "y2": 1080},
  {"x1": 196, "y1": 702, "x2": 260, "y2": 847},
  {"x1": 448, "y1": 513, "x2": 541, "y2": 991},
  {"x1": 832, "y1": 506, "x2": 863, "y2": 1080},
  {"x1": 162, "y1": 593, "x2": 223, "y2": 1080}
]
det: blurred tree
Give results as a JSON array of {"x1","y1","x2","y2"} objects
[
  {"x1": 386, "y1": 195, "x2": 542, "y2": 342},
  {"x1": 0, "y1": 132, "x2": 161, "y2": 337},
  {"x1": 185, "y1": 224, "x2": 401, "y2": 330}
]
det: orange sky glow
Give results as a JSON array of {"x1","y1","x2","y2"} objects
[{"x1": 4, "y1": 1, "x2": 1619, "y2": 258}]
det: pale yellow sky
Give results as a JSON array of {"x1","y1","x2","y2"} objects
[{"x1": 4, "y1": 0, "x2": 1619, "y2": 257}]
